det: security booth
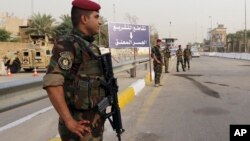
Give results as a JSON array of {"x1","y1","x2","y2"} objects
[
  {"x1": 162, "y1": 38, "x2": 178, "y2": 56},
  {"x1": 162, "y1": 38, "x2": 178, "y2": 49}
]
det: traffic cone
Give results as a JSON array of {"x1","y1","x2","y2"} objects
[
  {"x1": 33, "y1": 68, "x2": 38, "y2": 76},
  {"x1": 7, "y1": 68, "x2": 12, "y2": 77}
]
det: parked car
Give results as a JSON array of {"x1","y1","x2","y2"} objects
[{"x1": 191, "y1": 47, "x2": 200, "y2": 57}]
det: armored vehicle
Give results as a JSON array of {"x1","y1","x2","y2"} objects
[{"x1": 3, "y1": 35, "x2": 52, "y2": 73}]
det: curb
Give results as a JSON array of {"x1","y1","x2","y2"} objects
[
  {"x1": 118, "y1": 70, "x2": 154, "y2": 109},
  {"x1": 118, "y1": 87, "x2": 135, "y2": 109},
  {"x1": 0, "y1": 59, "x2": 7, "y2": 76}
]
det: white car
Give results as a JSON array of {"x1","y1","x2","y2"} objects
[{"x1": 191, "y1": 48, "x2": 200, "y2": 57}]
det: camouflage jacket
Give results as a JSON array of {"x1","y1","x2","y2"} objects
[
  {"x1": 151, "y1": 45, "x2": 162, "y2": 61},
  {"x1": 43, "y1": 28, "x2": 105, "y2": 110},
  {"x1": 184, "y1": 48, "x2": 192, "y2": 58},
  {"x1": 163, "y1": 47, "x2": 171, "y2": 58},
  {"x1": 176, "y1": 49, "x2": 184, "y2": 60}
]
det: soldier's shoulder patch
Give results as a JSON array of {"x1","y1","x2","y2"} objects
[{"x1": 58, "y1": 51, "x2": 73, "y2": 70}]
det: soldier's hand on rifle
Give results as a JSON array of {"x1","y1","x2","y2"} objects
[{"x1": 65, "y1": 119, "x2": 91, "y2": 139}]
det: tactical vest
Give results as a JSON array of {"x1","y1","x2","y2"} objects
[
  {"x1": 176, "y1": 49, "x2": 183, "y2": 60},
  {"x1": 184, "y1": 49, "x2": 191, "y2": 58},
  {"x1": 164, "y1": 48, "x2": 171, "y2": 58},
  {"x1": 72, "y1": 37, "x2": 105, "y2": 110},
  {"x1": 152, "y1": 46, "x2": 162, "y2": 60}
]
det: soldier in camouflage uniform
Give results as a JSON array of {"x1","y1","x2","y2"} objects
[
  {"x1": 151, "y1": 39, "x2": 163, "y2": 87},
  {"x1": 183, "y1": 45, "x2": 192, "y2": 70},
  {"x1": 176, "y1": 45, "x2": 185, "y2": 72},
  {"x1": 43, "y1": 0, "x2": 106, "y2": 140},
  {"x1": 162, "y1": 44, "x2": 171, "y2": 73}
]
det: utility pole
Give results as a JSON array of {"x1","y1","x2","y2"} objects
[
  {"x1": 113, "y1": 3, "x2": 116, "y2": 22},
  {"x1": 244, "y1": 0, "x2": 248, "y2": 52},
  {"x1": 31, "y1": 0, "x2": 34, "y2": 16},
  {"x1": 195, "y1": 22, "x2": 197, "y2": 43},
  {"x1": 209, "y1": 16, "x2": 212, "y2": 52},
  {"x1": 201, "y1": 26, "x2": 204, "y2": 43},
  {"x1": 209, "y1": 16, "x2": 212, "y2": 29},
  {"x1": 169, "y1": 21, "x2": 172, "y2": 38}
]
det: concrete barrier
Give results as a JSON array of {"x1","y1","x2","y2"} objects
[
  {"x1": 0, "y1": 59, "x2": 7, "y2": 76},
  {"x1": 203, "y1": 52, "x2": 250, "y2": 61}
]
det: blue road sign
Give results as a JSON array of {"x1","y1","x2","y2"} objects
[{"x1": 108, "y1": 22, "x2": 150, "y2": 48}]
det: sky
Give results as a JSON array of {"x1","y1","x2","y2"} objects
[{"x1": 0, "y1": 0, "x2": 249, "y2": 46}]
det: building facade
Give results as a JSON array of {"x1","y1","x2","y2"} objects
[
  {"x1": 209, "y1": 24, "x2": 227, "y2": 52},
  {"x1": 0, "y1": 12, "x2": 27, "y2": 36}
]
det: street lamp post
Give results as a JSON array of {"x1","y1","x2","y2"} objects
[
  {"x1": 209, "y1": 16, "x2": 212, "y2": 29},
  {"x1": 244, "y1": 0, "x2": 248, "y2": 52},
  {"x1": 113, "y1": 4, "x2": 116, "y2": 22},
  {"x1": 169, "y1": 21, "x2": 172, "y2": 38},
  {"x1": 209, "y1": 16, "x2": 212, "y2": 52},
  {"x1": 31, "y1": 0, "x2": 34, "y2": 16}
]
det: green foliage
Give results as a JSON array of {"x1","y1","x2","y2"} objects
[
  {"x1": 53, "y1": 14, "x2": 73, "y2": 38},
  {"x1": 26, "y1": 13, "x2": 55, "y2": 37},
  {"x1": 9, "y1": 36, "x2": 21, "y2": 42},
  {"x1": 149, "y1": 25, "x2": 159, "y2": 46},
  {"x1": 228, "y1": 30, "x2": 249, "y2": 41},
  {"x1": 0, "y1": 28, "x2": 11, "y2": 42}
]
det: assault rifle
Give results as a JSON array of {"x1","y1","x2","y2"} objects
[
  {"x1": 71, "y1": 34, "x2": 125, "y2": 140},
  {"x1": 97, "y1": 53, "x2": 125, "y2": 141}
]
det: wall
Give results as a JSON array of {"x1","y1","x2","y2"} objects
[{"x1": 0, "y1": 42, "x2": 29, "y2": 58}]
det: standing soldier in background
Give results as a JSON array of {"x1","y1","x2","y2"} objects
[
  {"x1": 43, "y1": 0, "x2": 107, "y2": 140},
  {"x1": 176, "y1": 45, "x2": 185, "y2": 72},
  {"x1": 184, "y1": 45, "x2": 192, "y2": 70},
  {"x1": 151, "y1": 39, "x2": 163, "y2": 87},
  {"x1": 163, "y1": 44, "x2": 171, "y2": 73}
]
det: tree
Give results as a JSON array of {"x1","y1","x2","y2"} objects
[
  {"x1": 124, "y1": 13, "x2": 138, "y2": 24},
  {"x1": 149, "y1": 25, "x2": 159, "y2": 46},
  {"x1": 227, "y1": 33, "x2": 235, "y2": 52},
  {"x1": 0, "y1": 28, "x2": 11, "y2": 42},
  {"x1": 235, "y1": 31, "x2": 244, "y2": 52},
  {"x1": 26, "y1": 13, "x2": 55, "y2": 37},
  {"x1": 53, "y1": 14, "x2": 72, "y2": 38}
]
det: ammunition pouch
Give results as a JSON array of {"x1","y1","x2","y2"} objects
[{"x1": 73, "y1": 77, "x2": 105, "y2": 110}]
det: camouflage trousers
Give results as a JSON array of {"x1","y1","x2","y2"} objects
[
  {"x1": 176, "y1": 59, "x2": 185, "y2": 72},
  {"x1": 184, "y1": 57, "x2": 190, "y2": 69},
  {"x1": 164, "y1": 57, "x2": 170, "y2": 72},
  {"x1": 59, "y1": 109, "x2": 105, "y2": 141},
  {"x1": 153, "y1": 61, "x2": 162, "y2": 84}
]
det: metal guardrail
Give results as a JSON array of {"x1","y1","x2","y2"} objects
[
  {"x1": 0, "y1": 57, "x2": 150, "y2": 112},
  {"x1": 0, "y1": 57, "x2": 149, "y2": 94},
  {"x1": 113, "y1": 58, "x2": 149, "y2": 74}
]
